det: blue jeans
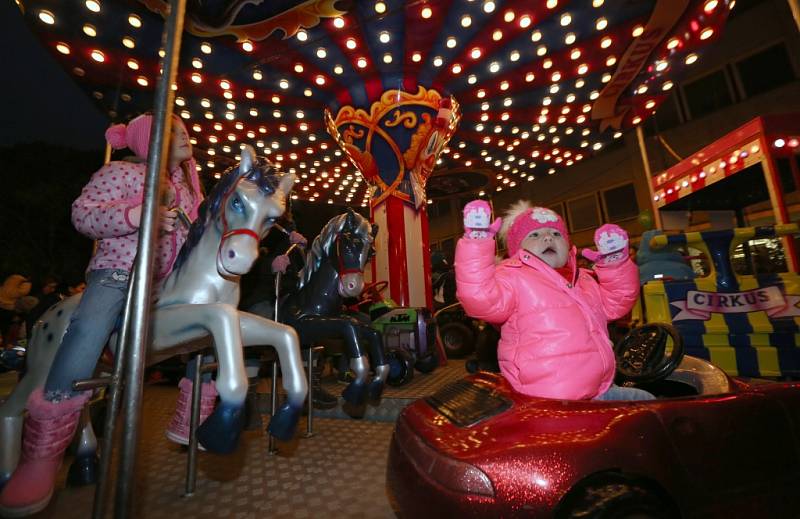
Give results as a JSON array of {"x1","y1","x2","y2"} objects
[
  {"x1": 595, "y1": 384, "x2": 655, "y2": 401},
  {"x1": 44, "y1": 269, "x2": 129, "y2": 401}
]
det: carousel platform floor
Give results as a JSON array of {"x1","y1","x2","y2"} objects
[
  {"x1": 311, "y1": 356, "x2": 466, "y2": 422},
  {"x1": 2, "y1": 359, "x2": 468, "y2": 518}
]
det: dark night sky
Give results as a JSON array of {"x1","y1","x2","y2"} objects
[{"x1": 0, "y1": 1, "x2": 108, "y2": 151}]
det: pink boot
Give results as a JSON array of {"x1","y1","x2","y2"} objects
[
  {"x1": 165, "y1": 377, "x2": 217, "y2": 446},
  {"x1": 0, "y1": 389, "x2": 90, "y2": 517}
]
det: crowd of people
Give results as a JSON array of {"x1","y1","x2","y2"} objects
[{"x1": 0, "y1": 274, "x2": 85, "y2": 351}]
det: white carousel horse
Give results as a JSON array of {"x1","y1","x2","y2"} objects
[{"x1": 0, "y1": 145, "x2": 307, "y2": 483}]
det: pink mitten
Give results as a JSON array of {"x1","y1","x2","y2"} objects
[
  {"x1": 289, "y1": 231, "x2": 307, "y2": 246},
  {"x1": 463, "y1": 200, "x2": 502, "y2": 239},
  {"x1": 271, "y1": 254, "x2": 291, "y2": 274},
  {"x1": 581, "y1": 224, "x2": 630, "y2": 266}
]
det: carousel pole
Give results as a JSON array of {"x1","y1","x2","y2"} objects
[
  {"x1": 636, "y1": 125, "x2": 663, "y2": 229},
  {"x1": 103, "y1": 141, "x2": 113, "y2": 164},
  {"x1": 113, "y1": 0, "x2": 187, "y2": 517}
]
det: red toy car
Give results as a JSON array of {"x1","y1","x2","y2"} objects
[{"x1": 386, "y1": 324, "x2": 800, "y2": 518}]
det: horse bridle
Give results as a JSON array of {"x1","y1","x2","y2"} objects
[
  {"x1": 335, "y1": 232, "x2": 372, "y2": 280},
  {"x1": 217, "y1": 180, "x2": 261, "y2": 264}
]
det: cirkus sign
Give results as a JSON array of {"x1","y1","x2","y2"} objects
[
  {"x1": 671, "y1": 286, "x2": 800, "y2": 321},
  {"x1": 591, "y1": 0, "x2": 690, "y2": 131}
]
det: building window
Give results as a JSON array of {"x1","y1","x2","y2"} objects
[
  {"x1": 735, "y1": 44, "x2": 795, "y2": 98},
  {"x1": 647, "y1": 92, "x2": 683, "y2": 134},
  {"x1": 731, "y1": 238, "x2": 788, "y2": 275},
  {"x1": 567, "y1": 194, "x2": 600, "y2": 232},
  {"x1": 682, "y1": 69, "x2": 734, "y2": 119},
  {"x1": 602, "y1": 183, "x2": 639, "y2": 221}
]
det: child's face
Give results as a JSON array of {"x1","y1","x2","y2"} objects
[
  {"x1": 168, "y1": 123, "x2": 193, "y2": 165},
  {"x1": 521, "y1": 227, "x2": 569, "y2": 268}
]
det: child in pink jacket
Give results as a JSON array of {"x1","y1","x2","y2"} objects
[{"x1": 456, "y1": 200, "x2": 650, "y2": 401}]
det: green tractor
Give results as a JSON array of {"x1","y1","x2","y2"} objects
[{"x1": 355, "y1": 281, "x2": 439, "y2": 386}]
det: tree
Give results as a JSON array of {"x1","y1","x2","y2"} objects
[{"x1": 0, "y1": 143, "x2": 102, "y2": 283}]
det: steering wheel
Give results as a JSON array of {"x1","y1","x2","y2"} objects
[
  {"x1": 614, "y1": 323, "x2": 684, "y2": 384},
  {"x1": 359, "y1": 280, "x2": 388, "y2": 305}
]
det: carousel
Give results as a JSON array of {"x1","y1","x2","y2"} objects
[{"x1": 0, "y1": 0, "x2": 744, "y2": 517}]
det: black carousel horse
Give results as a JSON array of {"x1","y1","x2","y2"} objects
[{"x1": 250, "y1": 209, "x2": 389, "y2": 411}]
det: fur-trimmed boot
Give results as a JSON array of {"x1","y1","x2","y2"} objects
[
  {"x1": 165, "y1": 377, "x2": 217, "y2": 446},
  {"x1": 0, "y1": 389, "x2": 91, "y2": 517}
]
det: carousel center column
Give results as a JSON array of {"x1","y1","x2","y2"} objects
[{"x1": 326, "y1": 86, "x2": 460, "y2": 308}]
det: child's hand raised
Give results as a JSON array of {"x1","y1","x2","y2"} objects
[
  {"x1": 581, "y1": 224, "x2": 629, "y2": 266},
  {"x1": 463, "y1": 200, "x2": 502, "y2": 239}
]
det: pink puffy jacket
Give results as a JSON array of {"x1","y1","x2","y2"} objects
[
  {"x1": 455, "y1": 237, "x2": 639, "y2": 400},
  {"x1": 72, "y1": 161, "x2": 202, "y2": 281}
]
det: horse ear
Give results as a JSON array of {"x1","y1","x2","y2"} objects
[
  {"x1": 345, "y1": 207, "x2": 356, "y2": 227},
  {"x1": 277, "y1": 172, "x2": 296, "y2": 197},
  {"x1": 239, "y1": 145, "x2": 256, "y2": 177},
  {"x1": 371, "y1": 223, "x2": 379, "y2": 239}
]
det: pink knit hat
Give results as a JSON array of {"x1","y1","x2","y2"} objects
[
  {"x1": 502, "y1": 205, "x2": 570, "y2": 257},
  {"x1": 105, "y1": 114, "x2": 188, "y2": 160},
  {"x1": 104, "y1": 114, "x2": 203, "y2": 220}
]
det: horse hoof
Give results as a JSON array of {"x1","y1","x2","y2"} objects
[
  {"x1": 67, "y1": 454, "x2": 98, "y2": 487},
  {"x1": 341, "y1": 381, "x2": 367, "y2": 406},
  {"x1": 342, "y1": 401, "x2": 367, "y2": 419},
  {"x1": 267, "y1": 403, "x2": 301, "y2": 441},
  {"x1": 197, "y1": 403, "x2": 244, "y2": 454},
  {"x1": 367, "y1": 380, "x2": 385, "y2": 406}
]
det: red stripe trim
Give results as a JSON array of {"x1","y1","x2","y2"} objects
[
  {"x1": 386, "y1": 197, "x2": 409, "y2": 306},
  {"x1": 419, "y1": 205, "x2": 433, "y2": 310},
  {"x1": 222, "y1": 228, "x2": 259, "y2": 241}
]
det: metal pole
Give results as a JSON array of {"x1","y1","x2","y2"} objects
[
  {"x1": 306, "y1": 346, "x2": 324, "y2": 438},
  {"x1": 635, "y1": 125, "x2": 663, "y2": 229},
  {"x1": 114, "y1": 0, "x2": 187, "y2": 516},
  {"x1": 91, "y1": 267, "x2": 137, "y2": 519},
  {"x1": 103, "y1": 141, "x2": 113, "y2": 165},
  {"x1": 306, "y1": 348, "x2": 314, "y2": 437},
  {"x1": 185, "y1": 354, "x2": 203, "y2": 496},
  {"x1": 268, "y1": 272, "x2": 281, "y2": 454}
]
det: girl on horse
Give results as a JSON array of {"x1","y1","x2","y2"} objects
[{"x1": 0, "y1": 113, "x2": 202, "y2": 516}]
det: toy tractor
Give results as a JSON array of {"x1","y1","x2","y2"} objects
[{"x1": 355, "y1": 281, "x2": 439, "y2": 386}]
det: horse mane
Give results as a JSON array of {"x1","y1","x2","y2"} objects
[
  {"x1": 174, "y1": 156, "x2": 281, "y2": 271},
  {"x1": 297, "y1": 211, "x2": 372, "y2": 291}
]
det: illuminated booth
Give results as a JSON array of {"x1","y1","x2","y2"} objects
[{"x1": 638, "y1": 114, "x2": 800, "y2": 377}]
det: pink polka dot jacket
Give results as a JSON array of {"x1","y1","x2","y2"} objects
[{"x1": 71, "y1": 160, "x2": 203, "y2": 281}]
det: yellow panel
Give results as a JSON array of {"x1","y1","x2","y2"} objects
[
  {"x1": 708, "y1": 347, "x2": 739, "y2": 376},
  {"x1": 695, "y1": 276, "x2": 728, "y2": 334},
  {"x1": 703, "y1": 334, "x2": 732, "y2": 346},
  {"x1": 642, "y1": 281, "x2": 671, "y2": 323},
  {"x1": 756, "y1": 348, "x2": 780, "y2": 376},
  {"x1": 748, "y1": 334, "x2": 772, "y2": 347},
  {"x1": 630, "y1": 297, "x2": 643, "y2": 324},
  {"x1": 738, "y1": 275, "x2": 774, "y2": 334}
]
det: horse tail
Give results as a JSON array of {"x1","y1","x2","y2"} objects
[{"x1": 0, "y1": 295, "x2": 78, "y2": 480}]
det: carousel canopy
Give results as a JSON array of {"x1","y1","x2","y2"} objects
[{"x1": 16, "y1": 0, "x2": 733, "y2": 205}]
